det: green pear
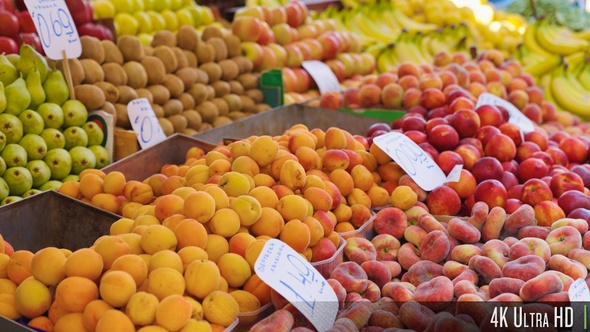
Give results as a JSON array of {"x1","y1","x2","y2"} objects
[
  {"x1": 26, "y1": 69, "x2": 46, "y2": 110},
  {"x1": 17, "y1": 44, "x2": 49, "y2": 82},
  {"x1": 6, "y1": 54, "x2": 19, "y2": 68},
  {"x1": 39, "y1": 180, "x2": 62, "y2": 191},
  {"x1": 83, "y1": 121, "x2": 105, "y2": 146},
  {"x1": 19, "y1": 134, "x2": 47, "y2": 160},
  {"x1": 22, "y1": 189, "x2": 42, "y2": 198},
  {"x1": 3, "y1": 166, "x2": 33, "y2": 196},
  {"x1": 0, "y1": 55, "x2": 18, "y2": 86},
  {"x1": 89, "y1": 145, "x2": 109, "y2": 169},
  {"x1": 43, "y1": 70, "x2": 69, "y2": 105},
  {"x1": 26, "y1": 160, "x2": 51, "y2": 188},
  {"x1": 0, "y1": 82, "x2": 6, "y2": 113},
  {"x1": 63, "y1": 126, "x2": 88, "y2": 150},
  {"x1": 62, "y1": 100, "x2": 88, "y2": 128},
  {"x1": 5, "y1": 76, "x2": 31, "y2": 116},
  {"x1": 0, "y1": 156, "x2": 6, "y2": 177},
  {"x1": 0, "y1": 113, "x2": 23, "y2": 143},
  {"x1": 19, "y1": 110, "x2": 45, "y2": 135},
  {"x1": 0, "y1": 177, "x2": 8, "y2": 201},
  {"x1": 0, "y1": 131, "x2": 6, "y2": 151},
  {"x1": 69, "y1": 146, "x2": 96, "y2": 175},
  {"x1": 61, "y1": 174, "x2": 79, "y2": 182},
  {"x1": 1, "y1": 144, "x2": 28, "y2": 167},
  {"x1": 40, "y1": 128, "x2": 66, "y2": 150},
  {"x1": 36, "y1": 103, "x2": 64, "y2": 129},
  {"x1": 44, "y1": 148, "x2": 72, "y2": 180},
  {"x1": 1, "y1": 196, "x2": 23, "y2": 205}
]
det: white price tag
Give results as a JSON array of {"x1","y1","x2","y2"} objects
[
  {"x1": 24, "y1": 0, "x2": 82, "y2": 60},
  {"x1": 475, "y1": 93, "x2": 535, "y2": 133},
  {"x1": 255, "y1": 239, "x2": 337, "y2": 332},
  {"x1": 127, "y1": 98, "x2": 166, "y2": 149},
  {"x1": 302, "y1": 60, "x2": 340, "y2": 95},
  {"x1": 569, "y1": 278, "x2": 590, "y2": 302},
  {"x1": 373, "y1": 132, "x2": 462, "y2": 191}
]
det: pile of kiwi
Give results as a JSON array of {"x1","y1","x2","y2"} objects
[{"x1": 70, "y1": 26, "x2": 270, "y2": 137}]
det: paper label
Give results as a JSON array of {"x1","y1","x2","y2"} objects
[
  {"x1": 127, "y1": 98, "x2": 166, "y2": 149},
  {"x1": 569, "y1": 278, "x2": 590, "y2": 302},
  {"x1": 24, "y1": 0, "x2": 82, "y2": 60},
  {"x1": 302, "y1": 60, "x2": 340, "y2": 95},
  {"x1": 475, "y1": 92, "x2": 535, "y2": 133},
  {"x1": 255, "y1": 239, "x2": 337, "y2": 332},
  {"x1": 373, "y1": 131, "x2": 462, "y2": 191}
]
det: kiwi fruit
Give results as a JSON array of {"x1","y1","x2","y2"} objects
[
  {"x1": 183, "y1": 110, "x2": 202, "y2": 130},
  {"x1": 229, "y1": 81, "x2": 245, "y2": 95},
  {"x1": 207, "y1": 37, "x2": 228, "y2": 62},
  {"x1": 183, "y1": 50, "x2": 198, "y2": 67},
  {"x1": 199, "y1": 123, "x2": 213, "y2": 132},
  {"x1": 172, "y1": 47, "x2": 188, "y2": 70},
  {"x1": 143, "y1": 45, "x2": 154, "y2": 56},
  {"x1": 117, "y1": 35, "x2": 145, "y2": 62},
  {"x1": 158, "y1": 118, "x2": 174, "y2": 136},
  {"x1": 196, "y1": 101, "x2": 219, "y2": 123},
  {"x1": 136, "y1": 88, "x2": 154, "y2": 104},
  {"x1": 163, "y1": 99, "x2": 183, "y2": 117},
  {"x1": 123, "y1": 61, "x2": 148, "y2": 89},
  {"x1": 232, "y1": 56, "x2": 254, "y2": 74},
  {"x1": 188, "y1": 83, "x2": 208, "y2": 105},
  {"x1": 117, "y1": 85, "x2": 139, "y2": 104},
  {"x1": 211, "y1": 81, "x2": 230, "y2": 98},
  {"x1": 80, "y1": 59, "x2": 104, "y2": 84},
  {"x1": 151, "y1": 30, "x2": 177, "y2": 48},
  {"x1": 222, "y1": 94, "x2": 243, "y2": 112},
  {"x1": 228, "y1": 111, "x2": 248, "y2": 121},
  {"x1": 224, "y1": 35, "x2": 242, "y2": 58},
  {"x1": 74, "y1": 84, "x2": 105, "y2": 111},
  {"x1": 240, "y1": 95, "x2": 256, "y2": 113},
  {"x1": 195, "y1": 42, "x2": 215, "y2": 64},
  {"x1": 80, "y1": 36, "x2": 105, "y2": 64},
  {"x1": 211, "y1": 98, "x2": 229, "y2": 116},
  {"x1": 183, "y1": 128, "x2": 198, "y2": 136},
  {"x1": 168, "y1": 114, "x2": 188, "y2": 133},
  {"x1": 152, "y1": 104, "x2": 165, "y2": 118},
  {"x1": 147, "y1": 85, "x2": 171, "y2": 105},
  {"x1": 237, "y1": 73, "x2": 259, "y2": 90},
  {"x1": 56, "y1": 58, "x2": 85, "y2": 86},
  {"x1": 206, "y1": 86, "x2": 215, "y2": 101},
  {"x1": 201, "y1": 26, "x2": 223, "y2": 41},
  {"x1": 199, "y1": 62, "x2": 221, "y2": 83},
  {"x1": 101, "y1": 40, "x2": 124, "y2": 64},
  {"x1": 140, "y1": 56, "x2": 166, "y2": 85},
  {"x1": 115, "y1": 103, "x2": 131, "y2": 129},
  {"x1": 176, "y1": 25, "x2": 200, "y2": 51},
  {"x1": 246, "y1": 89, "x2": 264, "y2": 104},
  {"x1": 174, "y1": 67, "x2": 198, "y2": 89},
  {"x1": 94, "y1": 82, "x2": 120, "y2": 104},
  {"x1": 254, "y1": 104, "x2": 272, "y2": 113},
  {"x1": 178, "y1": 93, "x2": 195, "y2": 110},
  {"x1": 153, "y1": 46, "x2": 178, "y2": 73},
  {"x1": 162, "y1": 74, "x2": 185, "y2": 98},
  {"x1": 102, "y1": 101, "x2": 116, "y2": 118},
  {"x1": 195, "y1": 69, "x2": 209, "y2": 84},
  {"x1": 102, "y1": 63, "x2": 128, "y2": 86},
  {"x1": 218, "y1": 59, "x2": 239, "y2": 81}
]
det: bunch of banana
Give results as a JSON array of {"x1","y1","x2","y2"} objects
[
  {"x1": 548, "y1": 62, "x2": 590, "y2": 121},
  {"x1": 534, "y1": 19, "x2": 590, "y2": 56}
]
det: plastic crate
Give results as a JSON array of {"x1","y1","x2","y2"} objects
[
  {"x1": 235, "y1": 302, "x2": 274, "y2": 331},
  {"x1": 337, "y1": 212, "x2": 376, "y2": 240},
  {"x1": 310, "y1": 234, "x2": 346, "y2": 279}
]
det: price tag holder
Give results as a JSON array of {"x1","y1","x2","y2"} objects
[
  {"x1": 255, "y1": 239, "x2": 338, "y2": 332},
  {"x1": 24, "y1": 0, "x2": 82, "y2": 60},
  {"x1": 373, "y1": 132, "x2": 462, "y2": 191},
  {"x1": 475, "y1": 93, "x2": 535, "y2": 133},
  {"x1": 127, "y1": 98, "x2": 166, "y2": 149},
  {"x1": 569, "y1": 278, "x2": 590, "y2": 302},
  {"x1": 302, "y1": 60, "x2": 340, "y2": 95}
]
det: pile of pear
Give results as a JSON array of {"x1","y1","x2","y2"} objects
[
  {"x1": 66, "y1": 25, "x2": 271, "y2": 137},
  {"x1": 0, "y1": 45, "x2": 110, "y2": 206}
]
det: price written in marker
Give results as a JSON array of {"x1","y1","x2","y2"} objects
[
  {"x1": 255, "y1": 239, "x2": 338, "y2": 332},
  {"x1": 302, "y1": 60, "x2": 340, "y2": 95},
  {"x1": 127, "y1": 98, "x2": 166, "y2": 149},
  {"x1": 569, "y1": 278, "x2": 590, "y2": 302},
  {"x1": 373, "y1": 132, "x2": 462, "y2": 191},
  {"x1": 24, "y1": 0, "x2": 82, "y2": 60},
  {"x1": 475, "y1": 92, "x2": 536, "y2": 134}
]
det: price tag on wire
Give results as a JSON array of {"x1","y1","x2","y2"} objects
[
  {"x1": 373, "y1": 131, "x2": 462, "y2": 191},
  {"x1": 255, "y1": 239, "x2": 337, "y2": 332},
  {"x1": 476, "y1": 92, "x2": 535, "y2": 133},
  {"x1": 127, "y1": 98, "x2": 166, "y2": 149},
  {"x1": 569, "y1": 278, "x2": 590, "y2": 302},
  {"x1": 24, "y1": 0, "x2": 81, "y2": 60},
  {"x1": 302, "y1": 60, "x2": 340, "y2": 95}
]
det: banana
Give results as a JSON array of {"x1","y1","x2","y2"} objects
[
  {"x1": 523, "y1": 22, "x2": 552, "y2": 57},
  {"x1": 536, "y1": 19, "x2": 589, "y2": 56},
  {"x1": 577, "y1": 61, "x2": 590, "y2": 91},
  {"x1": 390, "y1": 8, "x2": 438, "y2": 33},
  {"x1": 573, "y1": 29, "x2": 590, "y2": 41},
  {"x1": 523, "y1": 54, "x2": 561, "y2": 77},
  {"x1": 550, "y1": 64, "x2": 590, "y2": 119},
  {"x1": 376, "y1": 44, "x2": 397, "y2": 73}
]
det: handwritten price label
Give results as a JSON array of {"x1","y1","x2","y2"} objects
[
  {"x1": 476, "y1": 93, "x2": 535, "y2": 133},
  {"x1": 373, "y1": 132, "x2": 462, "y2": 191},
  {"x1": 302, "y1": 60, "x2": 340, "y2": 95},
  {"x1": 255, "y1": 239, "x2": 337, "y2": 332},
  {"x1": 569, "y1": 278, "x2": 590, "y2": 302},
  {"x1": 127, "y1": 98, "x2": 166, "y2": 149},
  {"x1": 24, "y1": 0, "x2": 81, "y2": 60}
]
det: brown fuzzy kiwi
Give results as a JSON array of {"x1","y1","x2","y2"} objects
[
  {"x1": 228, "y1": 111, "x2": 247, "y2": 121},
  {"x1": 223, "y1": 35, "x2": 242, "y2": 58},
  {"x1": 195, "y1": 42, "x2": 215, "y2": 64},
  {"x1": 102, "y1": 63, "x2": 128, "y2": 86},
  {"x1": 237, "y1": 73, "x2": 259, "y2": 90},
  {"x1": 172, "y1": 47, "x2": 188, "y2": 70},
  {"x1": 231, "y1": 56, "x2": 253, "y2": 74},
  {"x1": 246, "y1": 89, "x2": 264, "y2": 104},
  {"x1": 183, "y1": 50, "x2": 198, "y2": 67},
  {"x1": 201, "y1": 26, "x2": 223, "y2": 41},
  {"x1": 80, "y1": 59, "x2": 104, "y2": 84},
  {"x1": 161, "y1": 74, "x2": 185, "y2": 98},
  {"x1": 199, "y1": 123, "x2": 213, "y2": 132},
  {"x1": 199, "y1": 62, "x2": 221, "y2": 83},
  {"x1": 211, "y1": 98, "x2": 229, "y2": 116},
  {"x1": 254, "y1": 104, "x2": 272, "y2": 113},
  {"x1": 102, "y1": 101, "x2": 116, "y2": 118},
  {"x1": 101, "y1": 40, "x2": 124, "y2": 64},
  {"x1": 196, "y1": 101, "x2": 219, "y2": 123},
  {"x1": 183, "y1": 128, "x2": 198, "y2": 136},
  {"x1": 168, "y1": 114, "x2": 188, "y2": 133},
  {"x1": 222, "y1": 94, "x2": 243, "y2": 112},
  {"x1": 117, "y1": 86, "x2": 139, "y2": 104},
  {"x1": 240, "y1": 95, "x2": 256, "y2": 113},
  {"x1": 94, "y1": 82, "x2": 120, "y2": 104},
  {"x1": 152, "y1": 104, "x2": 165, "y2": 118},
  {"x1": 151, "y1": 30, "x2": 177, "y2": 48},
  {"x1": 158, "y1": 118, "x2": 174, "y2": 136},
  {"x1": 188, "y1": 83, "x2": 208, "y2": 105},
  {"x1": 143, "y1": 45, "x2": 154, "y2": 56},
  {"x1": 178, "y1": 93, "x2": 195, "y2": 110},
  {"x1": 163, "y1": 99, "x2": 183, "y2": 117},
  {"x1": 207, "y1": 37, "x2": 228, "y2": 62},
  {"x1": 140, "y1": 56, "x2": 166, "y2": 85},
  {"x1": 123, "y1": 61, "x2": 148, "y2": 89},
  {"x1": 218, "y1": 59, "x2": 240, "y2": 82},
  {"x1": 80, "y1": 36, "x2": 105, "y2": 64},
  {"x1": 115, "y1": 103, "x2": 131, "y2": 129},
  {"x1": 136, "y1": 88, "x2": 154, "y2": 104},
  {"x1": 174, "y1": 67, "x2": 198, "y2": 89},
  {"x1": 56, "y1": 59, "x2": 85, "y2": 86},
  {"x1": 211, "y1": 81, "x2": 230, "y2": 98},
  {"x1": 176, "y1": 26, "x2": 200, "y2": 51},
  {"x1": 183, "y1": 110, "x2": 202, "y2": 130},
  {"x1": 147, "y1": 85, "x2": 171, "y2": 105},
  {"x1": 228, "y1": 81, "x2": 245, "y2": 95},
  {"x1": 74, "y1": 84, "x2": 105, "y2": 111},
  {"x1": 206, "y1": 86, "x2": 215, "y2": 100},
  {"x1": 117, "y1": 35, "x2": 145, "y2": 62},
  {"x1": 213, "y1": 116, "x2": 233, "y2": 128},
  {"x1": 195, "y1": 69, "x2": 209, "y2": 84},
  {"x1": 152, "y1": 46, "x2": 178, "y2": 74}
]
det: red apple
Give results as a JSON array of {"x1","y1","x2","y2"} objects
[
  {"x1": 0, "y1": 10, "x2": 19, "y2": 38},
  {"x1": 0, "y1": 36, "x2": 18, "y2": 54}
]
